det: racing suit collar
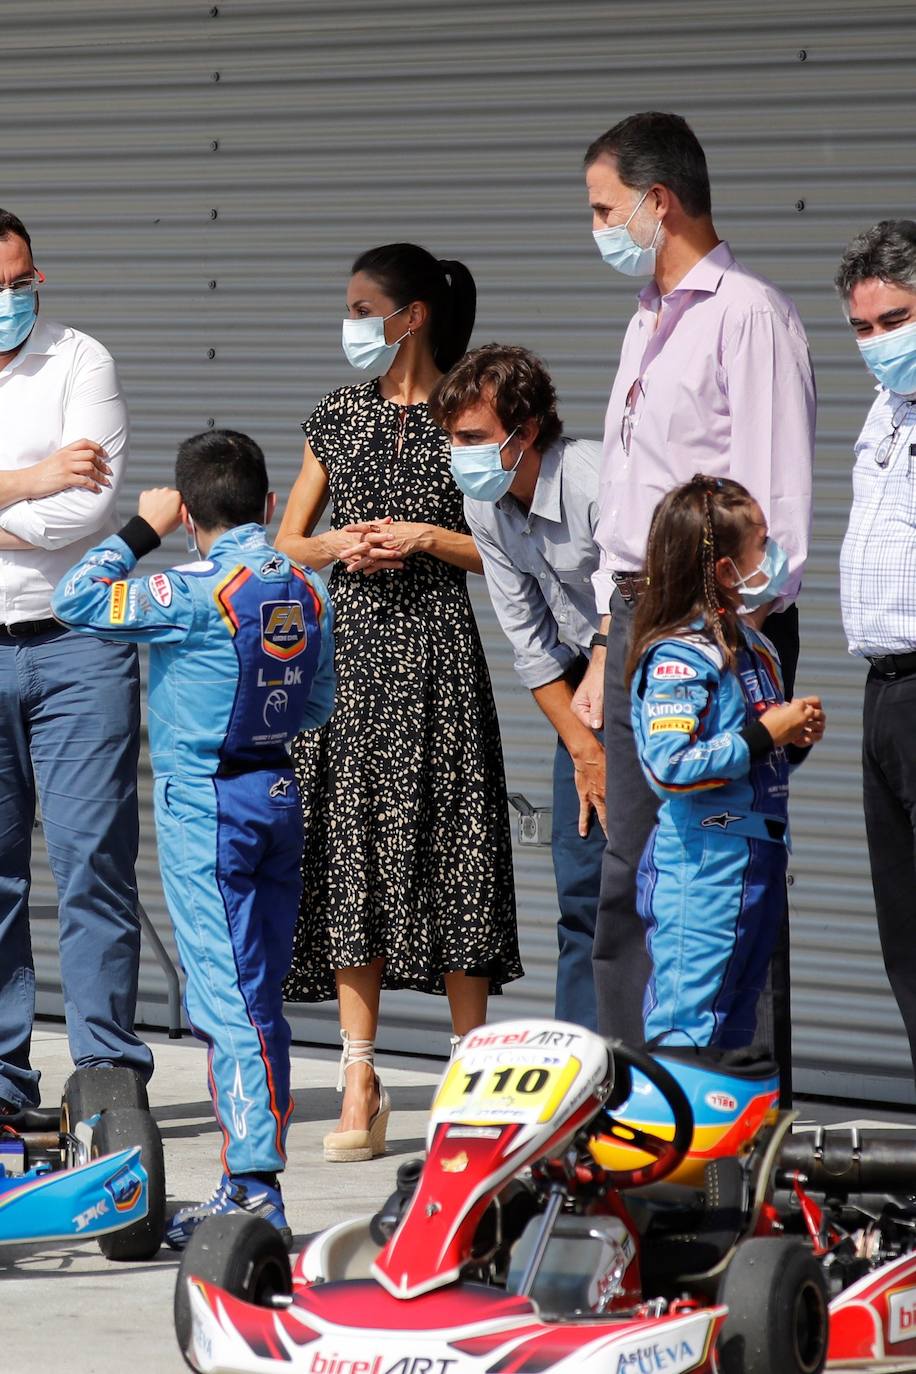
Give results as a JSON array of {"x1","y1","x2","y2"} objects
[{"x1": 207, "y1": 523, "x2": 268, "y2": 558}]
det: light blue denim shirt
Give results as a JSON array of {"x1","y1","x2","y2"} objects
[{"x1": 465, "y1": 437, "x2": 602, "y2": 689}]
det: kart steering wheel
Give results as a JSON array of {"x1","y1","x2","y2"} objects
[{"x1": 592, "y1": 1039, "x2": 694, "y2": 1189}]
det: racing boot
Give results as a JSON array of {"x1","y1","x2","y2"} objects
[{"x1": 165, "y1": 1172, "x2": 292, "y2": 1251}]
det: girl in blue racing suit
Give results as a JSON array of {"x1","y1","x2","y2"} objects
[{"x1": 626, "y1": 476, "x2": 826, "y2": 1048}]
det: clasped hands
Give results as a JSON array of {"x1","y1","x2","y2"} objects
[
  {"x1": 331, "y1": 517, "x2": 432, "y2": 574},
  {"x1": 759, "y1": 695, "x2": 826, "y2": 749}
]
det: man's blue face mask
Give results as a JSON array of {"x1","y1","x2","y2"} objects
[
  {"x1": 858, "y1": 319, "x2": 916, "y2": 398},
  {"x1": 0, "y1": 287, "x2": 37, "y2": 352},
  {"x1": 449, "y1": 428, "x2": 522, "y2": 502},
  {"x1": 592, "y1": 191, "x2": 662, "y2": 278}
]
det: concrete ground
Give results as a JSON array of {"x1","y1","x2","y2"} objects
[{"x1": 5, "y1": 1024, "x2": 916, "y2": 1373}]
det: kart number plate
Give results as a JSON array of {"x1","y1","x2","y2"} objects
[{"x1": 433, "y1": 1056, "x2": 582, "y2": 1125}]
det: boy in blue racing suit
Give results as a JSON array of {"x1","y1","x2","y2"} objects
[
  {"x1": 627, "y1": 475, "x2": 825, "y2": 1049},
  {"x1": 52, "y1": 429, "x2": 334, "y2": 1248}
]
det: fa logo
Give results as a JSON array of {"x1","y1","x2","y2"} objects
[{"x1": 261, "y1": 600, "x2": 306, "y2": 661}]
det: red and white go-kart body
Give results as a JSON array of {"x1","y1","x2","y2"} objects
[
  {"x1": 181, "y1": 1016, "x2": 916, "y2": 1372},
  {"x1": 182, "y1": 1019, "x2": 725, "y2": 1374}
]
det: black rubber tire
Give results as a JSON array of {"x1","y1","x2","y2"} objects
[
  {"x1": 91, "y1": 1106, "x2": 165, "y2": 1261},
  {"x1": 717, "y1": 1237, "x2": 828, "y2": 1374},
  {"x1": 174, "y1": 1214, "x2": 292, "y2": 1366},
  {"x1": 62, "y1": 1066, "x2": 150, "y2": 1134}
]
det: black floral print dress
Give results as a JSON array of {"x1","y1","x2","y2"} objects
[{"x1": 284, "y1": 380, "x2": 521, "y2": 1001}]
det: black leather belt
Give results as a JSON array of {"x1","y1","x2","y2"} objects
[
  {"x1": 867, "y1": 651, "x2": 916, "y2": 681},
  {"x1": 0, "y1": 617, "x2": 61, "y2": 639},
  {"x1": 612, "y1": 572, "x2": 649, "y2": 605}
]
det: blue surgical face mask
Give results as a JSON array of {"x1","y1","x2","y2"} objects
[
  {"x1": 858, "y1": 319, "x2": 916, "y2": 398},
  {"x1": 342, "y1": 306, "x2": 409, "y2": 371},
  {"x1": 0, "y1": 287, "x2": 37, "y2": 352},
  {"x1": 592, "y1": 191, "x2": 662, "y2": 277},
  {"x1": 728, "y1": 537, "x2": 791, "y2": 613},
  {"x1": 450, "y1": 428, "x2": 522, "y2": 502}
]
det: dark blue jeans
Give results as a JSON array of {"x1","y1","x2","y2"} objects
[
  {"x1": 0, "y1": 626, "x2": 152, "y2": 1107},
  {"x1": 552, "y1": 737, "x2": 604, "y2": 1031}
]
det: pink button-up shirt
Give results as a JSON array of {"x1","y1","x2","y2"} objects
[{"x1": 592, "y1": 240, "x2": 815, "y2": 613}]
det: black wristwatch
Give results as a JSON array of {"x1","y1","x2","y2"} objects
[{"x1": 590, "y1": 632, "x2": 608, "y2": 649}]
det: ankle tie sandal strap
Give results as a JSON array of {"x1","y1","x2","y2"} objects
[{"x1": 336, "y1": 1029, "x2": 376, "y2": 1092}]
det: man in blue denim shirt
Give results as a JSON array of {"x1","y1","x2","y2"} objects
[{"x1": 430, "y1": 345, "x2": 605, "y2": 1029}]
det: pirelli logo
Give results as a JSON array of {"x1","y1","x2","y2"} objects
[
  {"x1": 109, "y1": 581, "x2": 128, "y2": 624},
  {"x1": 649, "y1": 717, "x2": 693, "y2": 734}
]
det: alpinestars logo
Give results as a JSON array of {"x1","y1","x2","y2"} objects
[
  {"x1": 228, "y1": 1062, "x2": 253, "y2": 1139},
  {"x1": 700, "y1": 812, "x2": 744, "y2": 830}
]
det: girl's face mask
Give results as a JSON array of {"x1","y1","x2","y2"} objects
[{"x1": 725, "y1": 536, "x2": 791, "y2": 612}]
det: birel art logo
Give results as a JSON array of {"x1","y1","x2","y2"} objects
[
  {"x1": 704, "y1": 1091, "x2": 738, "y2": 1113},
  {"x1": 309, "y1": 1355, "x2": 457, "y2": 1374},
  {"x1": 463, "y1": 1028, "x2": 580, "y2": 1050},
  {"x1": 614, "y1": 1339, "x2": 695, "y2": 1374},
  {"x1": 888, "y1": 1286, "x2": 916, "y2": 1343}
]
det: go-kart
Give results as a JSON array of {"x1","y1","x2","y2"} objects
[
  {"x1": 1, "y1": 1065, "x2": 165, "y2": 1261},
  {"x1": 175, "y1": 1018, "x2": 834, "y2": 1374}
]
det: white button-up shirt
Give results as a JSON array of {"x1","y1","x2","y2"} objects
[
  {"x1": 840, "y1": 385, "x2": 916, "y2": 657},
  {"x1": 0, "y1": 317, "x2": 127, "y2": 621}
]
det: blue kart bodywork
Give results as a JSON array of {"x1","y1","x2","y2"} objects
[{"x1": 0, "y1": 1147, "x2": 148, "y2": 1245}]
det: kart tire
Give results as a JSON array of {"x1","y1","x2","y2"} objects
[
  {"x1": 717, "y1": 1237, "x2": 827, "y2": 1374},
  {"x1": 91, "y1": 1106, "x2": 165, "y2": 1261},
  {"x1": 62, "y1": 1066, "x2": 150, "y2": 1134},
  {"x1": 174, "y1": 1214, "x2": 293, "y2": 1367}
]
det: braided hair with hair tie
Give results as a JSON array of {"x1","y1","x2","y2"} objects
[
  {"x1": 698, "y1": 484, "x2": 730, "y2": 659},
  {"x1": 625, "y1": 472, "x2": 759, "y2": 685}
]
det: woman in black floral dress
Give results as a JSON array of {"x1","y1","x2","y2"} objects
[{"x1": 276, "y1": 243, "x2": 520, "y2": 1162}]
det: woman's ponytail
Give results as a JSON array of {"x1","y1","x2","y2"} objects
[
  {"x1": 435, "y1": 258, "x2": 477, "y2": 371},
  {"x1": 351, "y1": 243, "x2": 477, "y2": 374}
]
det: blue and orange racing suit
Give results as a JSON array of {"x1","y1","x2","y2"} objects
[
  {"x1": 53, "y1": 518, "x2": 334, "y2": 1172},
  {"x1": 631, "y1": 622, "x2": 806, "y2": 1049}
]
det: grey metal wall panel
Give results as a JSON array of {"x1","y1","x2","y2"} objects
[{"x1": 8, "y1": 0, "x2": 916, "y2": 1094}]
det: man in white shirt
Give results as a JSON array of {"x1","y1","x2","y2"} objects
[
  {"x1": 0, "y1": 209, "x2": 152, "y2": 1114},
  {"x1": 837, "y1": 219, "x2": 916, "y2": 1079}
]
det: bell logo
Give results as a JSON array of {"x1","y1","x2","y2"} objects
[
  {"x1": 261, "y1": 601, "x2": 306, "y2": 661},
  {"x1": 888, "y1": 1286, "x2": 916, "y2": 1343},
  {"x1": 652, "y1": 660, "x2": 697, "y2": 681}
]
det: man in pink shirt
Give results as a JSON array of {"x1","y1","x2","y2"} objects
[{"x1": 574, "y1": 112, "x2": 815, "y2": 1078}]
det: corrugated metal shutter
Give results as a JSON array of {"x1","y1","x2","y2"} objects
[{"x1": 8, "y1": 0, "x2": 916, "y2": 1097}]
